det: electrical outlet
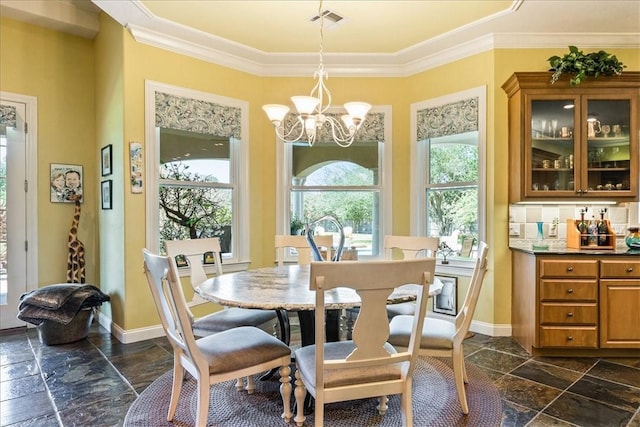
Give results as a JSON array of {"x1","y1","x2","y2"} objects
[
  {"x1": 509, "y1": 224, "x2": 520, "y2": 236},
  {"x1": 549, "y1": 227, "x2": 557, "y2": 237}
]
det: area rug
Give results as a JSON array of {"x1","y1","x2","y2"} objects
[{"x1": 124, "y1": 357, "x2": 502, "y2": 426}]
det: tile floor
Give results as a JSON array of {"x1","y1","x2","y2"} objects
[{"x1": 1, "y1": 323, "x2": 639, "y2": 426}]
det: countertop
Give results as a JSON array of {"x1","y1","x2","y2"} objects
[{"x1": 510, "y1": 245, "x2": 640, "y2": 256}]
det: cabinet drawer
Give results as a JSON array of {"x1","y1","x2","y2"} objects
[
  {"x1": 540, "y1": 280, "x2": 597, "y2": 301},
  {"x1": 540, "y1": 303, "x2": 598, "y2": 324},
  {"x1": 600, "y1": 260, "x2": 640, "y2": 279},
  {"x1": 539, "y1": 326, "x2": 598, "y2": 348},
  {"x1": 540, "y1": 259, "x2": 598, "y2": 278}
]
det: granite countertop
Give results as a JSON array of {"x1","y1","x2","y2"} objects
[{"x1": 510, "y1": 245, "x2": 640, "y2": 256}]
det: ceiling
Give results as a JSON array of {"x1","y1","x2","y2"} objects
[{"x1": 2, "y1": 0, "x2": 639, "y2": 76}]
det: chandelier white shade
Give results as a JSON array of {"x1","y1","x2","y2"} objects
[{"x1": 262, "y1": 1, "x2": 371, "y2": 147}]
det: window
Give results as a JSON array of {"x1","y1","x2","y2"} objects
[
  {"x1": 277, "y1": 107, "x2": 392, "y2": 260},
  {"x1": 411, "y1": 87, "x2": 486, "y2": 266},
  {"x1": 145, "y1": 82, "x2": 249, "y2": 266}
]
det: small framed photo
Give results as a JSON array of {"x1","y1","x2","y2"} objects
[
  {"x1": 101, "y1": 144, "x2": 112, "y2": 176},
  {"x1": 175, "y1": 254, "x2": 188, "y2": 268},
  {"x1": 203, "y1": 251, "x2": 217, "y2": 265},
  {"x1": 433, "y1": 275, "x2": 457, "y2": 316},
  {"x1": 101, "y1": 180, "x2": 112, "y2": 210},
  {"x1": 50, "y1": 163, "x2": 83, "y2": 203}
]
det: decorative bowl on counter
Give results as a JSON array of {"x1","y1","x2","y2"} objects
[{"x1": 625, "y1": 226, "x2": 640, "y2": 249}]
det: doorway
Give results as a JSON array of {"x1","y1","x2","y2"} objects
[{"x1": 0, "y1": 93, "x2": 38, "y2": 329}]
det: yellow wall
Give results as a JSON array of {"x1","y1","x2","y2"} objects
[
  {"x1": 0, "y1": 17, "x2": 97, "y2": 286},
  {"x1": 3, "y1": 14, "x2": 639, "y2": 334}
]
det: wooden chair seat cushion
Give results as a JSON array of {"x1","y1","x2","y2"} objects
[
  {"x1": 294, "y1": 341, "x2": 401, "y2": 390},
  {"x1": 388, "y1": 316, "x2": 455, "y2": 350},
  {"x1": 198, "y1": 326, "x2": 291, "y2": 375},
  {"x1": 192, "y1": 308, "x2": 277, "y2": 336}
]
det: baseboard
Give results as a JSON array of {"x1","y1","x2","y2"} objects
[
  {"x1": 96, "y1": 312, "x2": 165, "y2": 344},
  {"x1": 469, "y1": 320, "x2": 512, "y2": 337}
]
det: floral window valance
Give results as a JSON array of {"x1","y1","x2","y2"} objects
[
  {"x1": 282, "y1": 111, "x2": 386, "y2": 143},
  {"x1": 0, "y1": 104, "x2": 17, "y2": 128},
  {"x1": 416, "y1": 98, "x2": 478, "y2": 140},
  {"x1": 155, "y1": 92, "x2": 241, "y2": 139}
]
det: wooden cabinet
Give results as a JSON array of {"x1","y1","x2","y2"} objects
[
  {"x1": 502, "y1": 72, "x2": 639, "y2": 202},
  {"x1": 538, "y1": 259, "x2": 598, "y2": 349},
  {"x1": 599, "y1": 259, "x2": 640, "y2": 348},
  {"x1": 512, "y1": 250, "x2": 640, "y2": 356}
]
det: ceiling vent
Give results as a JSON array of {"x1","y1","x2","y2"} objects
[{"x1": 309, "y1": 9, "x2": 347, "y2": 29}]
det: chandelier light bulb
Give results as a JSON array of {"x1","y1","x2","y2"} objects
[{"x1": 291, "y1": 96, "x2": 321, "y2": 115}]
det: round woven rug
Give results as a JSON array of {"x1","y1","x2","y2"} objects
[{"x1": 125, "y1": 356, "x2": 501, "y2": 426}]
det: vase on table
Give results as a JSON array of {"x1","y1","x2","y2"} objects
[{"x1": 625, "y1": 226, "x2": 640, "y2": 249}]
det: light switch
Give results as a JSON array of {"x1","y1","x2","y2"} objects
[{"x1": 509, "y1": 224, "x2": 520, "y2": 236}]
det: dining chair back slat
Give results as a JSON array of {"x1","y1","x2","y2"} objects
[{"x1": 275, "y1": 234, "x2": 333, "y2": 266}]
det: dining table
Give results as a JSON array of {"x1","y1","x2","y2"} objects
[{"x1": 195, "y1": 264, "x2": 443, "y2": 346}]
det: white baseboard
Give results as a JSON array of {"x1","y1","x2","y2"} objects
[
  {"x1": 96, "y1": 312, "x2": 165, "y2": 343},
  {"x1": 470, "y1": 320, "x2": 512, "y2": 337}
]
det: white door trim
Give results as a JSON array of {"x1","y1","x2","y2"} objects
[{"x1": 1, "y1": 91, "x2": 38, "y2": 328}]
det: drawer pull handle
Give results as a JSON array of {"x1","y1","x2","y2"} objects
[
  {"x1": 627, "y1": 267, "x2": 634, "y2": 273},
  {"x1": 567, "y1": 312, "x2": 574, "y2": 317},
  {"x1": 567, "y1": 288, "x2": 573, "y2": 294},
  {"x1": 567, "y1": 267, "x2": 574, "y2": 272},
  {"x1": 567, "y1": 336, "x2": 573, "y2": 341}
]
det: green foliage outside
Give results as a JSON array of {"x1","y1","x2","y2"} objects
[{"x1": 159, "y1": 162, "x2": 231, "y2": 251}]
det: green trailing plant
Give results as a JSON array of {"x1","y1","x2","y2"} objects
[{"x1": 548, "y1": 46, "x2": 626, "y2": 86}]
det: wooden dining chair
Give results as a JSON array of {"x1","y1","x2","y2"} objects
[
  {"x1": 274, "y1": 234, "x2": 333, "y2": 266},
  {"x1": 344, "y1": 235, "x2": 439, "y2": 339},
  {"x1": 388, "y1": 241, "x2": 489, "y2": 414},
  {"x1": 383, "y1": 235, "x2": 440, "y2": 319},
  {"x1": 142, "y1": 249, "x2": 293, "y2": 426},
  {"x1": 293, "y1": 258, "x2": 436, "y2": 427},
  {"x1": 164, "y1": 238, "x2": 278, "y2": 336}
]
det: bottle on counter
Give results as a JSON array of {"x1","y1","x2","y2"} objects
[
  {"x1": 587, "y1": 216, "x2": 598, "y2": 246},
  {"x1": 578, "y1": 208, "x2": 589, "y2": 246},
  {"x1": 597, "y1": 208, "x2": 609, "y2": 246}
]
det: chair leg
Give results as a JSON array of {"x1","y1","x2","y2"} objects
[
  {"x1": 167, "y1": 362, "x2": 184, "y2": 421},
  {"x1": 294, "y1": 369, "x2": 306, "y2": 427},
  {"x1": 246, "y1": 375, "x2": 255, "y2": 394},
  {"x1": 452, "y1": 348, "x2": 469, "y2": 414},
  {"x1": 377, "y1": 395, "x2": 388, "y2": 415},
  {"x1": 400, "y1": 385, "x2": 413, "y2": 427},
  {"x1": 196, "y1": 374, "x2": 210, "y2": 427},
  {"x1": 235, "y1": 377, "x2": 244, "y2": 391},
  {"x1": 279, "y1": 364, "x2": 292, "y2": 423}
]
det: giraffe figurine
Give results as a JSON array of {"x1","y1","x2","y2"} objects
[{"x1": 67, "y1": 196, "x2": 86, "y2": 284}]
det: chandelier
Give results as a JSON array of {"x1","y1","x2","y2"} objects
[{"x1": 262, "y1": 0, "x2": 371, "y2": 147}]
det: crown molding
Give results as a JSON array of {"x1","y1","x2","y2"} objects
[{"x1": 99, "y1": 0, "x2": 638, "y2": 78}]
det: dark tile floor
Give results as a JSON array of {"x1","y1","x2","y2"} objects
[{"x1": 1, "y1": 323, "x2": 639, "y2": 426}]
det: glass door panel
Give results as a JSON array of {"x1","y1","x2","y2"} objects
[
  {"x1": 529, "y1": 99, "x2": 576, "y2": 195},
  {"x1": 585, "y1": 99, "x2": 631, "y2": 194}
]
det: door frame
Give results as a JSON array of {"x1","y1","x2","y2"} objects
[{"x1": 1, "y1": 91, "x2": 38, "y2": 328}]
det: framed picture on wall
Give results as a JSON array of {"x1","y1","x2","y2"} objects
[
  {"x1": 433, "y1": 275, "x2": 457, "y2": 316},
  {"x1": 50, "y1": 163, "x2": 83, "y2": 203},
  {"x1": 101, "y1": 144, "x2": 112, "y2": 176},
  {"x1": 101, "y1": 179, "x2": 112, "y2": 210}
]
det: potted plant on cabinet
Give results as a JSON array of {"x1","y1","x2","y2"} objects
[{"x1": 548, "y1": 46, "x2": 626, "y2": 86}]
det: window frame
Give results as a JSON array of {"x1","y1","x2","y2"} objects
[
  {"x1": 276, "y1": 105, "x2": 392, "y2": 261},
  {"x1": 145, "y1": 81, "x2": 250, "y2": 270},
  {"x1": 410, "y1": 86, "x2": 487, "y2": 273}
]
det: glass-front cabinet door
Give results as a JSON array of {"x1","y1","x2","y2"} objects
[
  {"x1": 583, "y1": 97, "x2": 633, "y2": 197},
  {"x1": 523, "y1": 91, "x2": 637, "y2": 200},
  {"x1": 527, "y1": 97, "x2": 578, "y2": 198}
]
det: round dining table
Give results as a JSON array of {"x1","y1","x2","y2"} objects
[{"x1": 195, "y1": 264, "x2": 443, "y2": 346}]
